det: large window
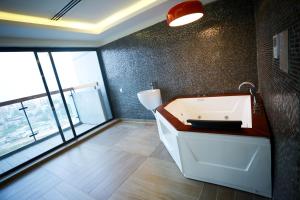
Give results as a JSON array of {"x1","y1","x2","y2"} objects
[
  {"x1": 52, "y1": 51, "x2": 112, "y2": 136},
  {"x1": 0, "y1": 50, "x2": 112, "y2": 175}
]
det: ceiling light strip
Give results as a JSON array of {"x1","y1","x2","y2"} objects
[
  {"x1": 51, "y1": 0, "x2": 82, "y2": 21},
  {"x1": 0, "y1": 0, "x2": 165, "y2": 34}
]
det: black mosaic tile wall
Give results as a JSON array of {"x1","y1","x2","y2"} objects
[
  {"x1": 254, "y1": 0, "x2": 300, "y2": 199},
  {"x1": 100, "y1": 0, "x2": 257, "y2": 119}
]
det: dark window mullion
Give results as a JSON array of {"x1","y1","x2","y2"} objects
[
  {"x1": 48, "y1": 52, "x2": 77, "y2": 138},
  {"x1": 34, "y1": 52, "x2": 66, "y2": 142},
  {"x1": 96, "y1": 49, "x2": 114, "y2": 120}
]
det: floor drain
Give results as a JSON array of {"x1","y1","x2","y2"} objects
[{"x1": 224, "y1": 116, "x2": 229, "y2": 120}]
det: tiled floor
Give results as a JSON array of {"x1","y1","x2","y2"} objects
[
  {"x1": 0, "y1": 121, "x2": 270, "y2": 200},
  {"x1": 0, "y1": 124, "x2": 94, "y2": 174}
]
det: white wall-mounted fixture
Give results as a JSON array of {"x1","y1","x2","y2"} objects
[
  {"x1": 273, "y1": 30, "x2": 289, "y2": 73},
  {"x1": 279, "y1": 30, "x2": 289, "y2": 73},
  {"x1": 137, "y1": 89, "x2": 162, "y2": 111},
  {"x1": 273, "y1": 34, "x2": 279, "y2": 59}
]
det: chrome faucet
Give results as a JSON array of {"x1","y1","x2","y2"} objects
[
  {"x1": 238, "y1": 82, "x2": 257, "y2": 105},
  {"x1": 150, "y1": 82, "x2": 156, "y2": 90}
]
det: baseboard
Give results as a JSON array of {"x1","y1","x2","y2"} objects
[{"x1": 120, "y1": 118, "x2": 156, "y2": 123}]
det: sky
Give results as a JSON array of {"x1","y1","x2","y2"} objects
[{"x1": 0, "y1": 51, "x2": 101, "y2": 103}]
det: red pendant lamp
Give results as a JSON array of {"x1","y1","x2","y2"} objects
[{"x1": 167, "y1": 0, "x2": 204, "y2": 27}]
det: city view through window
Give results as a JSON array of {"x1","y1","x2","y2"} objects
[{"x1": 0, "y1": 51, "x2": 112, "y2": 174}]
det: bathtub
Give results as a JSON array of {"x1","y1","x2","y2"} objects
[{"x1": 155, "y1": 94, "x2": 271, "y2": 198}]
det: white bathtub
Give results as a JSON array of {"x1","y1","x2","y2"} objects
[{"x1": 155, "y1": 94, "x2": 271, "y2": 198}]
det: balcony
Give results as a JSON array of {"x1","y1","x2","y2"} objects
[{"x1": 0, "y1": 82, "x2": 106, "y2": 174}]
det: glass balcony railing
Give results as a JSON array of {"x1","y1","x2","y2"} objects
[{"x1": 0, "y1": 82, "x2": 99, "y2": 159}]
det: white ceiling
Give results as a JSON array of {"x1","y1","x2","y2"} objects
[
  {"x1": 0, "y1": 0, "x2": 217, "y2": 47},
  {"x1": 63, "y1": 0, "x2": 139, "y2": 23},
  {"x1": 0, "y1": 0, "x2": 71, "y2": 18}
]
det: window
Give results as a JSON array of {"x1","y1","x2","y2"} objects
[{"x1": 0, "y1": 50, "x2": 112, "y2": 175}]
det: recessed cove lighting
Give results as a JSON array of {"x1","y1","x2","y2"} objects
[
  {"x1": 167, "y1": 0, "x2": 204, "y2": 27},
  {"x1": 0, "y1": 0, "x2": 163, "y2": 34}
]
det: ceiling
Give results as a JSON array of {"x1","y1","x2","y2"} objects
[{"x1": 0, "y1": 0, "x2": 217, "y2": 47}]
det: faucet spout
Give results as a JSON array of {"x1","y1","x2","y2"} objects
[
  {"x1": 238, "y1": 81, "x2": 257, "y2": 105},
  {"x1": 150, "y1": 82, "x2": 156, "y2": 90},
  {"x1": 238, "y1": 81, "x2": 255, "y2": 91}
]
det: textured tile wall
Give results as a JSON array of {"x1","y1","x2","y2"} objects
[
  {"x1": 100, "y1": 0, "x2": 257, "y2": 119},
  {"x1": 254, "y1": 0, "x2": 300, "y2": 199}
]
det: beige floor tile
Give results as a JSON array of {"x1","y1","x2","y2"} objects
[
  {"x1": 150, "y1": 142, "x2": 174, "y2": 163},
  {"x1": 110, "y1": 158, "x2": 203, "y2": 200},
  {"x1": 216, "y1": 186, "x2": 235, "y2": 200},
  {"x1": 198, "y1": 183, "x2": 219, "y2": 200},
  {"x1": 234, "y1": 190, "x2": 253, "y2": 200},
  {"x1": 0, "y1": 168, "x2": 61, "y2": 200},
  {"x1": 43, "y1": 182, "x2": 95, "y2": 200}
]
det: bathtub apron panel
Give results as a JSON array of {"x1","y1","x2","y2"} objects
[
  {"x1": 156, "y1": 112, "x2": 271, "y2": 198},
  {"x1": 156, "y1": 113, "x2": 182, "y2": 171}
]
